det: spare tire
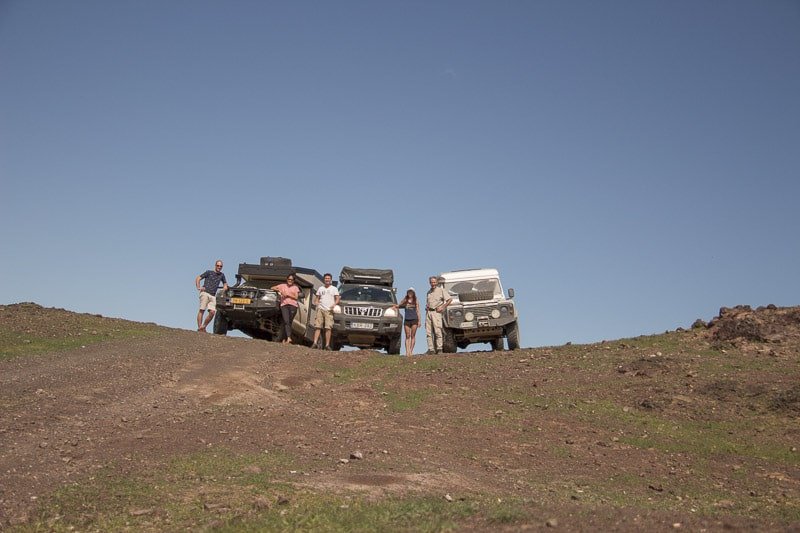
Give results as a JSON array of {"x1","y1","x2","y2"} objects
[{"x1": 458, "y1": 290, "x2": 494, "y2": 302}]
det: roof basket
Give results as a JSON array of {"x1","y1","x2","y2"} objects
[{"x1": 261, "y1": 257, "x2": 292, "y2": 267}]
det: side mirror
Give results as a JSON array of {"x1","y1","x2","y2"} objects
[
  {"x1": 391, "y1": 287, "x2": 397, "y2": 293},
  {"x1": 508, "y1": 288, "x2": 515, "y2": 298}
]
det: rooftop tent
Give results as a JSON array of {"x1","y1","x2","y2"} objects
[
  {"x1": 339, "y1": 267, "x2": 394, "y2": 286},
  {"x1": 236, "y1": 257, "x2": 323, "y2": 288}
]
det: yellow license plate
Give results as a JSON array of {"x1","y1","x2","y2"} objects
[{"x1": 231, "y1": 297, "x2": 251, "y2": 304}]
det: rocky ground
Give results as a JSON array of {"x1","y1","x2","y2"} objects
[{"x1": 0, "y1": 302, "x2": 798, "y2": 531}]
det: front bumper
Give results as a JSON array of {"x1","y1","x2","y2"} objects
[
  {"x1": 443, "y1": 304, "x2": 516, "y2": 342},
  {"x1": 216, "y1": 295, "x2": 281, "y2": 322},
  {"x1": 331, "y1": 315, "x2": 403, "y2": 348}
]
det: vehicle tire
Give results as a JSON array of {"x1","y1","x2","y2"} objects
[
  {"x1": 459, "y1": 290, "x2": 494, "y2": 302},
  {"x1": 213, "y1": 314, "x2": 229, "y2": 335},
  {"x1": 442, "y1": 328, "x2": 457, "y2": 353},
  {"x1": 491, "y1": 337, "x2": 504, "y2": 351},
  {"x1": 388, "y1": 336, "x2": 401, "y2": 355},
  {"x1": 506, "y1": 321, "x2": 520, "y2": 350}
]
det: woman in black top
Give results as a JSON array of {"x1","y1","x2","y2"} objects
[{"x1": 395, "y1": 288, "x2": 421, "y2": 356}]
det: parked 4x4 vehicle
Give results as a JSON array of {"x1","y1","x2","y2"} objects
[
  {"x1": 439, "y1": 268, "x2": 520, "y2": 352},
  {"x1": 331, "y1": 267, "x2": 403, "y2": 354},
  {"x1": 213, "y1": 257, "x2": 324, "y2": 345}
]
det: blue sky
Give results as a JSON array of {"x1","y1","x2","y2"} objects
[{"x1": 1, "y1": 1, "x2": 798, "y2": 348}]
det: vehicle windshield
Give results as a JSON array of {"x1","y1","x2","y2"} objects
[
  {"x1": 444, "y1": 278, "x2": 502, "y2": 298},
  {"x1": 339, "y1": 284, "x2": 396, "y2": 304}
]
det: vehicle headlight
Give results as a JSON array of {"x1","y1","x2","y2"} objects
[
  {"x1": 491, "y1": 309, "x2": 501, "y2": 319},
  {"x1": 384, "y1": 308, "x2": 397, "y2": 318},
  {"x1": 332, "y1": 304, "x2": 342, "y2": 314},
  {"x1": 464, "y1": 312, "x2": 475, "y2": 322},
  {"x1": 452, "y1": 309, "x2": 463, "y2": 319},
  {"x1": 500, "y1": 305, "x2": 510, "y2": 315},
  {"x1": 260, "y1": 291, "x2": 277, "y2": 302}
]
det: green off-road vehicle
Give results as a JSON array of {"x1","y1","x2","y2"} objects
[{"x1": 213, "y1": 257, "x2": 324, "y2": 345}]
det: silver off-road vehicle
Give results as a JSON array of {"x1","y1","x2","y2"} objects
[
  {"x1": 213, "y1": 257, "x2": 324, "y2": 345},
  {"x1": 330, "y1": 267, "x2": 403, "y2": 354},
  {"x1": 439, "y1": 268, "x2": 520, "y2": 352}
]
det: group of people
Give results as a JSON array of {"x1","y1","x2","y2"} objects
[
  {"x1": 270, "y1": 271, "x2": 341, "y2": 349},
  {"x1": 195, "y1": 261, "x2": 452, "y2": 356}
]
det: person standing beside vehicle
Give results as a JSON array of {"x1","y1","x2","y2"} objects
[
  {"x1": 425, "y1": 276, "x2": 452, "y2": 354},
  {"x1": 312, "y1": 273, "x2": 340, "y2": 350},
  {"x1": 271, "y1": 273, "x2": 301, "y2": 344},
  {"x1": 195, "y1": 260, "x2": 228, "y2": 332},
  {"x1": 394, "y1": 288, "x2": 421, "y2": 357}
]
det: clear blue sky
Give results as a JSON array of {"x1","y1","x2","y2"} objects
[{"x1": 2, "y1": 1, "x2": 798, "y2": 348}]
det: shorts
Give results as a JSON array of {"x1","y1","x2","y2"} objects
[
  {"x1": 314, "y1": 309, "x2": 334, "y2": 329},
  {"x1": 199, "y1": 291, "x2": 217, "y2": 311},
  {"x1": 404, "y1": 319, "x2": 419, "y2": 327}
]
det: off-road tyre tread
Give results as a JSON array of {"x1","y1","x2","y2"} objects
[
  {"x1": 388, "y1": 336, "x2": 402, "y2": 355},
  {"x1": 213, "y1": 314, "x2": 229, "y2": 335},
  {"x1": 506, "y1": 321, "x2": 520, "y2": 350},
  {"x1": 442, "y1": 328, "x2": 457, "y2": 353}
]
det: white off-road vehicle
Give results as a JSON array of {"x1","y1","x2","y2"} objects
[{"x1": 438, "y1": 268, "x2": 520, "y2": 352}]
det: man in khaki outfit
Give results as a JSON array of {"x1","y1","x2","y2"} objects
[{"x1": 425, "y1": 276, "x2": 452, "y2": 354}]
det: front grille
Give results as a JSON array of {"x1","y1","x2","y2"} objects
[
  {"x1": 228, "y1": 288, "x2": 278, "y2": 302},
  {"x1": 463, "y1": 306, "x2": 494, "y2": 318},
  {"x1": 231, "y1": 289, "x2": 258, "y2": 299},
  {"x1": 343, "y1": 306, "x2": 383, "y2": 318}
]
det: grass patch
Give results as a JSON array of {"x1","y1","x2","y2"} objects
[
  {"x1": 0, "y1": 303, "x2": 165, "y2": 360},
  {"x1": 575, "y1": 400, "x2": 799, "y2": 465},
  {"x1": 223, "y1": 495, "x2": 477, "y2": 532},
  {"x1": 0, "y1": 327, "x2": 160, "y2": 360},
  {"x1": 320, "y1": 355, "x2": 404, "y2": 385},
  {"x1": 322, "y1": 353, "x2": 450, "y2": 387},
  {"x1": 372, "y1": 383, "x2": 435, "y2": 412},
  {"x1": 483, "y1": 498, "x2": 530, "y2": 524},
  {"x1": 169, "y1": 447, "x2": 296, "y2": 484},
  {"x1": 20, "y1": 447, "x2": 488, "y2": 532},
  {"x1": 619, "y1": 332, "x2": 686, "y2": 352}
]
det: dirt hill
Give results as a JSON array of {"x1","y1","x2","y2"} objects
[{"x1": 0, "y1": 302, "x2": 798, "y2": 531}]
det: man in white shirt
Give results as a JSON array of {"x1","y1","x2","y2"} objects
[{"x1": 312, "y1": 273, "x2": 340, "y2": 350}]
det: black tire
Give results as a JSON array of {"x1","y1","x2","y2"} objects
[
  {"x1": 492, "y1": 337, "x2": 504, "y2": 351},
  {"x1": 506, "y1": 321, "x2": 520, "y2": 350},
  {"x1": 388, "y1": 336, "x2": 401, "y2": 355},
  {"x1": 213, "y1": 314, "x2": 229, "y2": 335},
  {"x1": 458, "y1": 290, "x2": 494, "y2": 302},
  {"x1": 442, "y1": 328, "x2": 457, "y2": 353}
]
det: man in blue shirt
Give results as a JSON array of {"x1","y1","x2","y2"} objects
[{"x1": 195, "y1": 260, "x2": 229, "y2": 332}]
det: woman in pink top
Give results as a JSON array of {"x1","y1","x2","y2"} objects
[{"x1": 271, "y1": 273, "x2": 301, "y2": 344}]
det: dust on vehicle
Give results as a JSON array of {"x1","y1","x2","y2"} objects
[
  {"x1": 331, "y1": 267, "x2": 403, "y2": 354},
  {"x1": 214, "y1": 257, "x2": 324, "y2": 346},
  {"x1": 439, "y1": 268, "x2": 520, "y2": 352}
]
